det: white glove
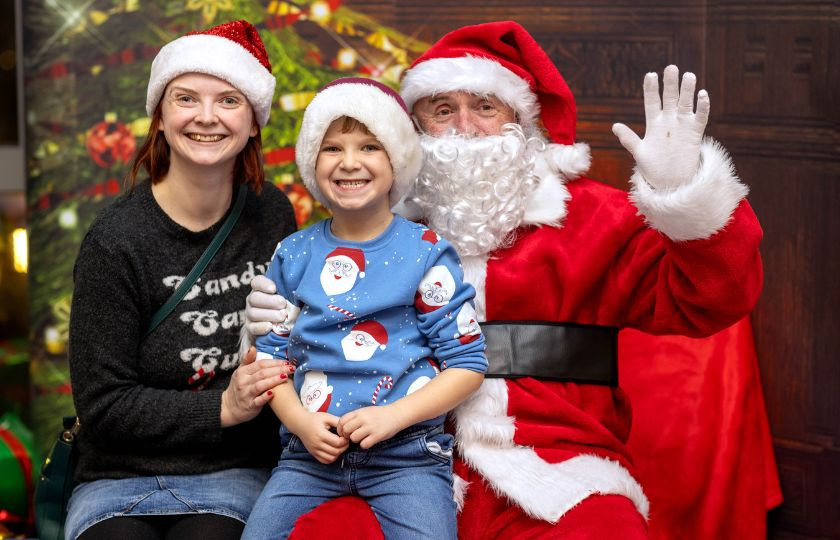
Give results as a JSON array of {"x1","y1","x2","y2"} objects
[
  {"x1": 244, "y1": 274, "x2": 289, "y2": 337},
  {"x1": 612, "y1": 65, "x2": 710, "y2": 190}
]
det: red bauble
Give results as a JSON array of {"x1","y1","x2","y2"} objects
[{"x1": 85, "y1": 120, "x2": 136, "y2": 168}]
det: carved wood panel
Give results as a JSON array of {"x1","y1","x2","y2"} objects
[{"x1": 347, "y1": 1, "x2": 839, "y2": 536}]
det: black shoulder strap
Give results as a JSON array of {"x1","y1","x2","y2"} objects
[{"x1": 143, "y1": 184, "x2": 248, "y2": 339}]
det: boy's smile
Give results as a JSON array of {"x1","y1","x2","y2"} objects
[{"x1": 315, "y1": 118, "x2": 395, "y2": 223}]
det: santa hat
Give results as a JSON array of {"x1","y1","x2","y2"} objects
[
  {"x1": 146, "y1": 20, "x2": 276, "y2": 126},
  {"x1": 400, "y1": 21, "x2": 577, "y2": 145},
  {"x1": 296, "y1": 77, "x2": 423, "y2": 209},
  {"x1": 352, "y1": 320, "x2": 388, "y2": 349},
  {"x1": 326, "y1": 247, "x2": 366, "y2": 278}
]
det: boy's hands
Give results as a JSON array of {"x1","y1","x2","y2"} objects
[
  {"x1": 292, "y1": 411, "x2": 349, "y2": 464},
  {"x1": 338, "y1": 406, "x2": 407, "y2": 450}
]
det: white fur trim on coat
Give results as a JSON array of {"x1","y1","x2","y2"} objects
[
  {"x1": 629, "y1": 138, "x2": 749, "y2": 241},
  {"x1": 401, "y1": 56, "x2": 540, "y2": 133},
  {"x1": 454, "y1": 379, "x2": 649, "y2": 522},
  {"x1": 146, "y1": 34, "x2": 276, "y2": 126},
  {"x1": 453, "y1": 473, "x2": 469, "y2": 512},
  {"x1": 295, "y1": 83, "x2": 423, "y2": 209}
]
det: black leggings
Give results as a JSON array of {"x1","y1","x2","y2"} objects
[{"x1": 77, "y1": 513, "x2": 245, "y2": 540}]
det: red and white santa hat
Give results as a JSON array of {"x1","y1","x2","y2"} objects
[
  {"x1": 296, "y1": 77, "x2": 423, "y2": 209},
  {"x1": 400, "y1": 21, "x2": 577, "y2": 145},
  {"x1": 146, "y1": 20, "x2": 276, "y2": 126},
  {"x1": 326, "y1": 246, "x2": 365, "y2": 278}
]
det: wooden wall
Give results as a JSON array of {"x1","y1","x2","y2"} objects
[{"x1": 344, "y1": 1, "x2": 840, "y2": 536}]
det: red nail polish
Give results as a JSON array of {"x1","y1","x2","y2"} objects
[
  {"x1": 267, "y1": 390, "x2": 273, "y2": 397},
  {"x1": 280, "y1": 374, "x2": 287, "y2": 379}
]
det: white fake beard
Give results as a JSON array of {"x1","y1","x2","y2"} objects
[{"x1": 411, "y1": 124, "x2": 543, "y2": 257}]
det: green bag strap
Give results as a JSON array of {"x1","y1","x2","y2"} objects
[{"x1": 143, "y1": 183, "x2": 248, "y2": 339}]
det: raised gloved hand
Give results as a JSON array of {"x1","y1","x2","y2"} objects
[{"x1": 612, "y1": 65, "x2": 710, "y2": 190}]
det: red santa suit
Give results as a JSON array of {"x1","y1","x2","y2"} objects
[
  {"x1": 289, "y1": 21, "x2": 764, "y2": 539},
  {"x1": 398, "y1": 23, "x2": 762, "y2": 535}
]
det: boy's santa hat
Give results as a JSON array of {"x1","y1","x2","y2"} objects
[
  {"x1": 146, "y1": 20, "x2": 276, "y2": 126},
  {"x1": 400, "y1": 21, "x2": 577, "y2": 146},
  {"x1": 296, "y1": 77, "x2": 423, "y2": 209}
]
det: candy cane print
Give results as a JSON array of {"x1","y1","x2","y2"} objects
[
  {"x1": 371, "y1": 375, "x2": 394, "y2": 404},
  {"x1": 328, "y1": 304, "x2": 356, "y2": 319}
]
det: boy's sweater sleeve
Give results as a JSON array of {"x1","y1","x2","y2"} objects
[{"x1": 415, "y1": 239, "x2": 487, "y2": 373}]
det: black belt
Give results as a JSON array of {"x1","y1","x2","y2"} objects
[{"x1": 481, "y1": 321, "x2": 618, "y2": 386}]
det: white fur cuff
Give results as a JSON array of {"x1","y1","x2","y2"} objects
[{"x1": 629, "y1": 138, "x2": 749, "y2": 241}]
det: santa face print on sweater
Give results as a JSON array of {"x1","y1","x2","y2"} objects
[
  {"x1": 300, "y1": 370, "x2": 333, "y2": 412},
  {"x1": 320, "y1": 247, "x2": 366, "y2": 296},
  {"x1": 340, "y1": 320, "x2": 388, "y2": 362},
  {"x1": 455, "y1": 303, "x2": 482, "y2": 344},
  {"x1": 414, "y1": 265, "x2": 456, "y2": 313}
]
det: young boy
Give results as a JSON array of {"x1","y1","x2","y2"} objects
[{"x1": 242, "y1": 78, "x2": 487, "y2": 540}]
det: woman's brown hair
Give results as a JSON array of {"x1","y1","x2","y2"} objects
[{"x1": 126, "y1": 105, "x2": 265, "y2": 193}]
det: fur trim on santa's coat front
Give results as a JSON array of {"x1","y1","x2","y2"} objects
[{"x1": 452, "y1": 379, "x2": 650, "y2": 523}]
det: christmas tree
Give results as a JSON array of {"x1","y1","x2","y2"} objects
[{"x1": 23, "y1": 0, "x2": 428, "y2": 456}]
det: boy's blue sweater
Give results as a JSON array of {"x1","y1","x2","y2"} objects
[{"x1": 255, "y1": 215, "x2": 486, "y2": 423}]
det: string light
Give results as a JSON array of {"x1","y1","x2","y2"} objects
[
  {"x1": 309, "y1": 0, "x2": 331, "y2": 23},
  {"x1": 336, "y1": 48, "x2": 356, "y2": 69},
  {"x1": 12, "y1": 228, "x2": 27, "y2": 273}
]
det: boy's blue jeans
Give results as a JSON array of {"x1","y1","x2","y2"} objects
[{"x1": 242, "y1": 424, "x2": 456, "y2": 540}]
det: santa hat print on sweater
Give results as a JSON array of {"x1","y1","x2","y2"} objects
[
  {"x1": 145, "y1": 20, "x2": 276, "y2": 126},
  {"x1": 320, "y1": 246, "x2": 366, "y2": 296},
  {"x1": 341, "y1": 320, "x2": 389, "y2": 362},
  {"x1": 296, "y1": 77, "x2": 423, "y2": 209}
]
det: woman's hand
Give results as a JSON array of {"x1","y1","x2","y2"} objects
[{"x1": 220, "y1": 346, "x2": 293, "y2": 427}]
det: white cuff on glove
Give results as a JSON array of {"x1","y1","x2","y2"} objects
[{"x1": 629, "y1": 137, "x2": 748, "y2": 242}]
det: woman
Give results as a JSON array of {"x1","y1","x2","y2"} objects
[{"x1": 65, "y1": 20, "x2": 296, "y2": 540}]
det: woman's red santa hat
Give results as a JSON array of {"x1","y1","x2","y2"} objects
[{"x1": 146, "y1": 20, "x2": 276, "y2": 126}]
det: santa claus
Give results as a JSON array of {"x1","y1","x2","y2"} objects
[{"x1": 245, "y1": 21, "x2": 762, "y2": 538}]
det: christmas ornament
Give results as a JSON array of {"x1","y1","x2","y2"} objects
[{"x1": 85, "y1": 119, "x2": 136, "y2": 169}]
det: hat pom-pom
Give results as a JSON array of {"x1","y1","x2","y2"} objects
[{"x1": 547, "y1": 142, "x2": 591, "y2": 180}]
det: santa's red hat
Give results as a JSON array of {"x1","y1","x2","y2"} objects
[
  {"x1": 146, "y1": 20, "x2": 276, "y2": 126},
  {"x1": 400, "y1": 21, "x2": 577, "y2": 145},
  {"x1": 352, "y1": 320, "x2": 388, "y2": 349},
  {"x1": 326, "y1": 247, "x2": 366, "y2": 278}
]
